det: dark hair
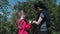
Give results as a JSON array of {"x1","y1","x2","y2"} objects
[{"x1": 34, "y1": 1, "x2": 48, "y2": 10}]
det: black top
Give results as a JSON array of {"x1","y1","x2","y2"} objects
[{"x1": 36, "y1": 9, "x2": 50, "y2": 31}]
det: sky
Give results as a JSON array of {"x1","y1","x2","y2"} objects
[
  {"x1": 7, "y1": 0, "x2": 27, "y2": 18},
  {"x1": 8, "y1": 0, "x2": 27, "y2": 6},
  {"x1": 57, "y1": 0, "x2": 60, "y2": 5},
  {"x1": 8, "y1": 0, "x2": 60, "y2": 6}
]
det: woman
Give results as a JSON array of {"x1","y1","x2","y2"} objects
[{"x1": 16, "y1": 10, "x2": 32, "y2": 34}]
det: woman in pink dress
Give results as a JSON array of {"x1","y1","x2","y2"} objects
[{"x1": 16, "y1": 10, "x2": 32, "y2": 34}]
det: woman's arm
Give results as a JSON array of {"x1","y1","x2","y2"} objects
[
  {"x1": 25, "y1": 20, "x2": 32, "y2": 30},
  {"x1": 19, "y1": 19, "x2": 31, "y2": 30},
  {"x1": 16, "y1": 20, "x2": 20, "y2": 28}
]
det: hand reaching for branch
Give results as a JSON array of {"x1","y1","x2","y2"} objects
[{"x1": 29, "y1": 20, "x2": 32, "y2": 24}]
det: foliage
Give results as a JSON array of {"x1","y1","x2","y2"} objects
[{"x1": 0, "y1": 0, "x2": 60, "y2": 34}]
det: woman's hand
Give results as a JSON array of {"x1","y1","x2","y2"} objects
[{"x1": 29, "y1": 20, "x2": 32, "y2": 24}]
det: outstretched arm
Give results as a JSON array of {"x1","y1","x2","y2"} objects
[
  {"x1": 33, "y1": 17, "x2": 43, "y2": 25},
  {"x1": 33, "y1": 13, "x2": 44, "y2": 25}
]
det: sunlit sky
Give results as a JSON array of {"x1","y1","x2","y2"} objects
[
  {"x1": 8, "y1": 0, "x2": 27, "y2": 6},
  {"x1": 57, "y1": 0, "x2": 60, "y2": 5},
  {"x1": 8, "y1": 0, "x2": 60, "y2": 6}
]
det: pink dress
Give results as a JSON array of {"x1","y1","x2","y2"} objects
[{"x1": 16, "y1": 18, "x2": 31, "y2": 34}]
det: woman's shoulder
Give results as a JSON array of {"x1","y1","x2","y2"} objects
[{"x1": 20, "y1": 18, "x2": 26, "y2": 21}]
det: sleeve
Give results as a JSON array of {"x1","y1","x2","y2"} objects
[
  {"x1": 39, "y1": 13, "x2": 44, "y2": 18},
  {"x1": 20, "y1": 19, "x2": 26, "y2": 30},
  {"x1": 25, "y1": 23, "x2": 31, "y2": 30},
  {"x1": 20, "y1": 19, "x2": 31, "y2": 30}
]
